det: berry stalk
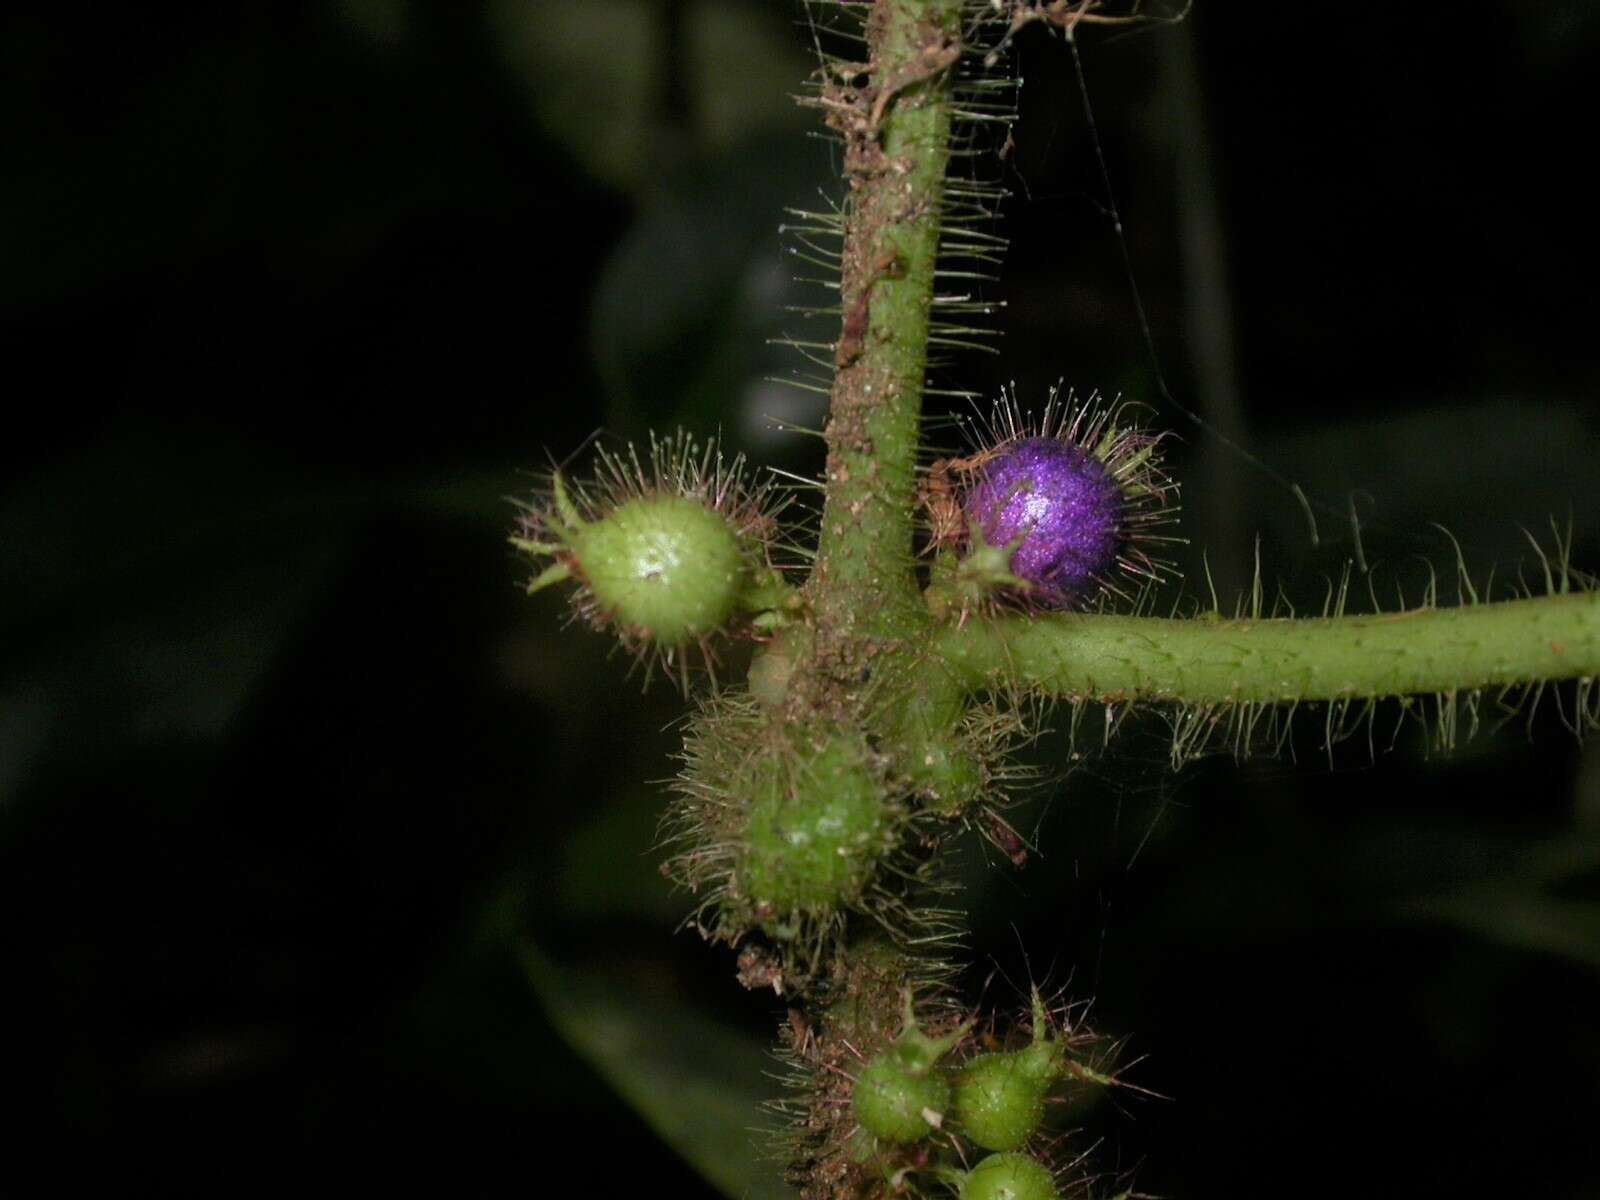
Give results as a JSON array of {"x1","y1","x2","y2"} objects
[{"x1": 933, "y1": 590, "x2": 1600, "y2": 706}]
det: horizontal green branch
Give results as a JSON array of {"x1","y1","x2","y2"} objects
[{"x1": 933, "y1": 592, "x2": 1600, "y2": 705}]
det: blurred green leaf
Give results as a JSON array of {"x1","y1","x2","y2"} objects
[
  {"x1": 520, "y1": 943, "x2": 797, "y2": 1200},
  {"x1": 552, "y1": 788, "x2": 685, "y2": 923},
  {"x1": 488, "y1": 0, "x2": 810, "y2": 194},
  {"x1": 1403, "y1": 840, "x2": 1600, "y2": 970}
]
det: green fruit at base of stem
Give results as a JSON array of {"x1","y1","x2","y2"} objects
[
  {"x1": 739, "y1": 729, "x2": 891, "y2": 925},
  {"x1": 571, "y1": 494, "x2": 746, "y2": 643},
  {"x1": 961, "y1": 1152, "x2": 1060, "y2": 1200},
  {"x1": 852, "y1": 992, "x2": 970, "y2": 1143}
]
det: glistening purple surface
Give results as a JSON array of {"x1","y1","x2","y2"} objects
[{"x1": 964, "y1": 437, "x2": 1125, "y2": 606}]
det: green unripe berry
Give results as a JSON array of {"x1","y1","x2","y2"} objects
[
  {"x1": 740, "y1": 729, "x2": 891, "y2": 925},
  {"x1": 960, "y1": 1153, "x2": 1060, "y2": 1200},
  {"x1": 954, "y1": 995, "x2": 1063, "y2": 1150},
  {"x1": 954, "y1": 1051, "x2": 1050, "y2": 1150},
  {"x1": 569, "y1": 494, "x2": 745, "y2": 643},
  {"x1": 853, "y1": 1053, "x2": 951, "y2": 1143},
  {"x1": 515, "y1": 434, "x2": 792, "y2": 689},
  {"x1": 852, "y1": 992, "x2": 969, "y2": 1143}
]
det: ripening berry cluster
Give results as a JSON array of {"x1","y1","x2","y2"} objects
[
  {"x1": 845, "y1": 991, "x2": 1104, "y2": 1200},
  {"x1": 520, "y1": 396, "x2": 1182, "y2": 985},
  {"x1": 515, "y1": 399, "x2": 1170, "y2": 1198}
]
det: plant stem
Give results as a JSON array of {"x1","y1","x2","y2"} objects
[
  {"x1": 809, "y1": 0, "x2": 964, "y2": 650},
  {"x1": 933, "y1": 592, "x2": 1600, "y2": 705}
]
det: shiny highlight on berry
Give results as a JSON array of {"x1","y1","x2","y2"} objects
[{"x1": 925, "y1": 387, "x2": 1181, "y2": 613}]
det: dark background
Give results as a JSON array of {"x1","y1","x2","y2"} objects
[{"x1": 5, "y1": 2, "x2": 1598, "y2": 1195}]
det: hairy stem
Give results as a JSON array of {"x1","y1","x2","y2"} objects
[
  {"x1": 809, "y1": 0, "x2": 964, "y2": 651},
  {"x1": 933, "y1": 591, "x2": 1600, "y2": 704}
]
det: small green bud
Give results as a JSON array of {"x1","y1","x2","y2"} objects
[
  {"x1": 852, "y1": 994, "x2": 969, "y2": 1143},
  {"x1": 960, "y1": 1153, "x2": 1060, "y2": 1200},
  {"x1": 740, "y1": 728, "x2": 893, "y2": 928},
  {"x1": 570, "y1": 494, "x2": 746, "y2": 643},
  {"x1": 904, "y1": 739, "x2": 985, "y2": 817},
  {"x1": 747, "y1": 628, "x2": 802, "y2": 711},
  {"x1": 953, "y1": 994, "x2": 1062, "y2": 1151}
]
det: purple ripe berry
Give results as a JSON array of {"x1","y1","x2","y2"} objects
[
  {"x1": 931, "y1": 389, "x2": 1178, "y2": 616},
  {"x1": 964, "y1": 437, "x2": 1126, "y2": 608}
]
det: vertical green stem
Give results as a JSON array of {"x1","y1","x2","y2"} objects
[
  {"x1": 785, "y1": 12, "x2": 972, "y2": 1157},
  {"x1": 809, "y1": 0, "x2": 963, "y2": 652}
]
